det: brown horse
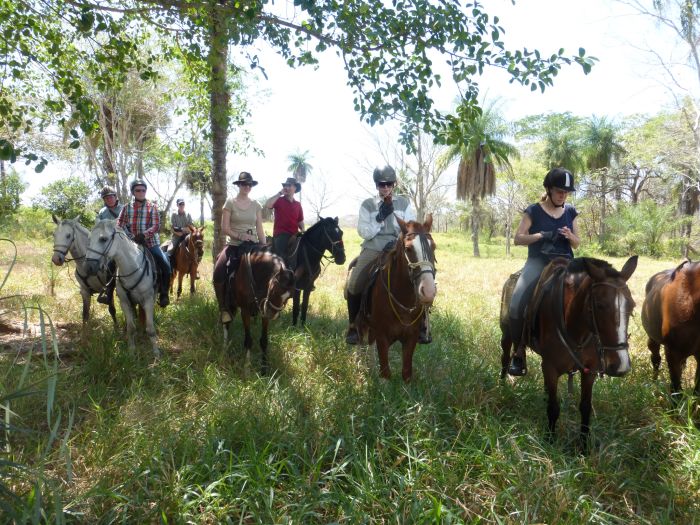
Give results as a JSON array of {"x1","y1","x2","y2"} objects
[
  {"x1": 354, "y1": 215, "x2": 437, "y2": 382},
  {"x1": 170, "y1": 225, "x2": 205, "y2": 298},
  {"x1": 642, "y1": 258, "x2": 700, "y2": 400},
  {"x1": 500, "y1": 256, "x2": 638, "y2": 446},
  {"x1": 221, "y1": 248, "x2": 295, "y2": 374}
]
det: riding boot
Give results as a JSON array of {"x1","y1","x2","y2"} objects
[
  {"x1": 157, "y1": 259, "x2": 170, "y2": 308},
  {"x1": 345, "y1": 292, "x2": 362, "y2": 345},
  {"x1": 418, "y1": 311, "x2": 432, "y2": 344},
  {"x1": 508, "y1": 343, "x2": 527, "y2": 376},
  {"x1": 507, "y1": 316, "x2": 527, "y2": 376}
]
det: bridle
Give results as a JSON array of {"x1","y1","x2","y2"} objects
[
  {"x1": 243, "y1": 252, "x2": 288, "y2": 317},
  {"x1": 554, "y1": 274, "x2": 631, "y2": 376},
  {"x1": 86, "y1": 228, "x2": 151, "y2": 294},
  {"x1": 53, "y1": 222, "x2": 85, "y2": 263},
  {"x1": 383, "y1": 231, "x2": 436, "y2": 326}
]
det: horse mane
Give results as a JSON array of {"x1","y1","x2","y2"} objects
[
  {"x1": 304, "y1": 217, "x2": 333, "y2": 237},
  {"x1": 568, "y1": 257, "x2": 619, "y2": 278}
]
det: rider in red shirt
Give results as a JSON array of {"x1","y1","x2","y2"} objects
[{"x1": 265, "y1": 177, "x2": 305, "y2": 264}]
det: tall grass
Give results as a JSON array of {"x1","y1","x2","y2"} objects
[{"x1": 1, "y1": 228, "x2": 699, "y2": 523}]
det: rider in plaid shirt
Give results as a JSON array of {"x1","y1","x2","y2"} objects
[{"x1": 117, "y1": 179, "x2": 171, "y2": 307}]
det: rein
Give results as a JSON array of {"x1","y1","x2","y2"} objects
[
  {"x1": 553, "y1": 271, "x2": 628, "y2": 376},
  {"x1": 296, "y1": 221, "x2": 344, "y2": 283},
  {"x1": 86, "y1": 230, "x2": 152, "y2": 295},
  {"x1": 381, "y1": 232, "x2": 435, "y2": 326},
  {"x1": 54, "y1": 222, "x2": 109, "y2": 291},
  {"x1": 243, "y1": 252, "x2": 286, "y2": 316}
]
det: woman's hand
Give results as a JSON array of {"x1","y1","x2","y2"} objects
[{"x1": 557, "y1": 226, "x2": 574, "y2": 241}]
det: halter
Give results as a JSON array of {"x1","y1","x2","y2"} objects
[
  {"x1": 554, "y1": 273, "x2": 630, "y2": 377},
  {"x1": 383, "y1": 231, "x2": 435, "y2": 326},
  {"x1": 52, "y1": 222, "x2": 86, "y2": 262},
  {"x1": 243, "y1": 252, "x2": 288, "y2": 316}
]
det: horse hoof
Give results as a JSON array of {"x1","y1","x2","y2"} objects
[
  {"x1": 507, "y1": 356, "x2": 527, "y2": 377},
  {"x1": 220, "y1": 311, "x2": 232, "y2": 323}
]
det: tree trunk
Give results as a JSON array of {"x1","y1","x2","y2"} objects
[
  {"x1": 471, "y1": 194, "x2": 481, "y2": 257},
  {"x1": 200, "y1": 192, "x2": 205, "y2": 226},
  {"x1": 599, "y1": 170, "x2": 607, "y2": 243},
  {"x1": 209, "y1": 8, "x2": 230, "y2": 261}
]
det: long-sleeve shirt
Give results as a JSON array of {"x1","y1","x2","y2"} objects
[
  {"x1": 117, "y1": 199, "x2": 161, "y2": 248},
  {"x1": 357, "y1": 194, "x2": 415, "y2": 251}
]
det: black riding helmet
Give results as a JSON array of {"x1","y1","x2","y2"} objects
[
  {"x1": 373, "y1": 166, "x2": 397, "y2": 185},
  {"x1": 543, "y1": 168, "x2": 575, "y2": 192},
  {"x1": 130, "y1": 179, "x2": 148, "y2": 193}
]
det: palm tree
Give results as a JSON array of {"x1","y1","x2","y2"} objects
[
  {"x1": 440, "y1": 99, "x2": 519, "y2": 257},
  {"x1": 287, "y1": 150, "x2": 313, "y2": 183},
  {"x1": 583, "y1": 116, "x2": 625, "y2": 241}
]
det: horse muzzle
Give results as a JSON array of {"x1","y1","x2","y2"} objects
[
  {"x1": 51, "y1": 253, "x2": 65, "y2": 266},
  {"x1": 605, "y1": 347, "x2": 631, "y2": 377},
  {"x1": 85, "y1": 258, "x2": 101, "y2": 276}
]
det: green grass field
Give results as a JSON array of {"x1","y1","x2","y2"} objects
[{"x1": 1, "y1": 227, "x2": 699, "y2": 524}]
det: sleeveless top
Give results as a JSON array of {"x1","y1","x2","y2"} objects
[
  {"x1": 526, "y1": 202, "x2": 578, "y2": 260},
  {"x1": 223, "y1": 198, "x2": 261, "y2": 246}
]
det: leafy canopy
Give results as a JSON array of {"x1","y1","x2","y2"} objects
[{"x1": 1, "y1": 0, "x2": 596, "y2": 164}]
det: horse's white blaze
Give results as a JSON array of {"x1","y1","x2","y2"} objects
[
  {"x1": 616, "y1": 349, "x2": 631, "y2": 374},
  {"x1": 616, "y1": 292, "x2": 627, "y2": 343},
  {"x1": 412, "y1": 238, "x2": 436, "y2": 303}
]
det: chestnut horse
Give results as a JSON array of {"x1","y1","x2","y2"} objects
[
  {"x1": 642, "y1": 258, "x2": 700, "y2": 399},
  {"x1": 221, "y1": 248, "x2": 295, "y2": 374},
  {"x1": 170, "y1": 225, "x2": 205, "y2": 298},
  {"x1": 291, "y1": 217, "x2": 346, "y2": 326},
  {"x1": 500, "y1": 256, "x2": 638, "y2": 447},
  {"x1": 354, "y1": 215, "x2": 437, "y2": 382}
]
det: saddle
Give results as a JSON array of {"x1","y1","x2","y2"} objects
[
  {"x1": 523, "y1": 258, "x2": 570, "y2": 352},
  {"x1": 358, "y1": 242, "x2": 397, "y2": 319}
]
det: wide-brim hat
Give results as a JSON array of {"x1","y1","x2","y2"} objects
[
  {"x1": 282, "y1": 177, "x2": 301, "y2": 193},
  {"x1": 233, "y1": 171, "x2": 258, "y2": 186}
]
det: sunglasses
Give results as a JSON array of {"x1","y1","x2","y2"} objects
[
  {"x1": 376, "y1": 182, "x2": 394, "y2": 188},
  {"x1": 133, "y1": 189, "x2": 146, "y2": 193},
  {"x1": 238, "y1": 182, "x2": 253, "y2": 187},
  {"x1": 282, "y1": 184, "x2": 292, "y2": 188}
]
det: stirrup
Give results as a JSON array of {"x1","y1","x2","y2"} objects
[
  {"x1": 508, "y1": 356, "x2": 527, "y2": 376},
  {"x1": 96, "y1": 292, "x2": 110, "y2": 305}
]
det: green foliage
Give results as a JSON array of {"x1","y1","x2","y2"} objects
[
  {"x1": 515, "y1": 112, "x2": 586, "y2": 172},
  {"x1": 0, "y1": 169, "x2": 26, "y2": 219},
  {"x1": 603, "y1": 200, "x2": 683, "y2": 257},
  {"x1": 31, "y1": 177, "x2": 95, "y2": 227},
  {"x1": 0, "y1": 207, "x2": 55, "y2": 240}
]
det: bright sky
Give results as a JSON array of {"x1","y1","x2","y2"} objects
[{"x1": 19, "y1": 0, "x2": 683, "y2": 219}]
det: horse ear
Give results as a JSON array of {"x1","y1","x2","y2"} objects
[
  {"x1": 397, "y1": 217, "x2": 408, "y2": 235},
  {"x1": 583, "y1": 258, "x2": 606, "y2": 281},
  {"x1": 619, "y1": 255, "x2": 638, "y2": 282},
  {"x1": 423, "y1": 213, "x2": 433, "y2": 232},
  {"x1": 200, "y1": 224, "x2": 206, "y2": 230},
  {"x1": 52, "y1": 214, "x2": 59, "y2": 224},
  {"x1": 334, "y1": 217, "x2": 339, "y2": 224}
]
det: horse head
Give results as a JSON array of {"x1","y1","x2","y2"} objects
[
  {"x1": 262, "y1": 255, "x2": 296, "y2": 320},
  {"x1": 320, "y1": 216, "x2": 346, "y2": 265},
  {"x1": 189, "y1": 225, "x2": 205, "y2": 262},
  {"x1": 51, "y1": 215, "x2": 84, "y2": 266},
  {"x1": 580, "y1": 255, "x2": 638, "y2": 377},
  {"x1": 85, "y1": 220, "x2": 121, "y2": 276},
  {"x1": 397, "y1": 214, "x2": 437, "y2": 305}
]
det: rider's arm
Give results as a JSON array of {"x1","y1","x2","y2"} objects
[
  {"x1": 265, "y1": 193, "x2": 281, "y2": 209},
  {"x1": 145, "y1": 204, "x2": 160, "y2": 237},
  {"x1": 255, "y1": 207, "x2": 266, "y2": 244},
  {"x1": 357, "y1": 199, "x2": 382, "y2": 240},
  {"x1": 513, "y1": 212, "x2": 544, "y2": 246},
  {"x1": 560, "y1": 217, "x2": 581, "y2": 249},
  {"x1": 116, "y1": 206, "x2": 130, "y2": 234},
  {"x1": 221, "y1": 208, "x2": 235, "y2": 239}
]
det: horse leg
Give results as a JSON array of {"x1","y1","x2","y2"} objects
[
  {"x1": 189, "y1": 266, "x2": 196, "y2": 295},
  {"x1": 292, "y1": 289, "x2": 300, "y2": 326},
  {"x1": 177, "y1": 270, "x2": 184, "y2": 299},
  {"x1": 241, "y1": 309, "x2": 253, "y2": 372},
  {"x1": 260, "y1": 317, "x2": 270, "y2": 375},
  {"x1": 300, "y1": 288, "x2": 311, "y2": 327},
  {"x1": 665, "y1": 346, "x2": 685, "y2": 404},
  {"x1": 118, "y1": 295, "x2": 137, "y2": 351},
  {"x1": 648, "y1": 338, "x2": 662, "y2": 381},
  {"x1": 376, "y1": 337, "x2": 391, "y2": 379},
  {"x1": 401, "y1": 339, "x2": 416, "y2": 382},
  {"x1": 80, "y1": 288, "x2": 91, "y2": 325},
  {"x1": 542, "y1": 363, "x2": 560, "y2": 441},
  {"x1": 694, "y1": 354, "x2": 700, "y2": 397},
  {"x1": 579, "y1": 371, "x2": 596, "y2": 452},
  {"x1": 169, "y1": 268, "x2": 175, "y2": 295},
  {"x1": 143, "y1": 297, "x2": 160, "y2": 358}
]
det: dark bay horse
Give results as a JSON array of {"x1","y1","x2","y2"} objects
[
  {"x1": 354, "y1": 215, "x2": 437, "y2": 382},
  {"x1": 85, "y1": 220, "x2": 160, "y2": 357},
  {"x1": 642, "y1": 259, "x2": 700, "y2": 399},
  {"x1": 500, "y1": 256, "x2": 638, "y2": 446},
  {"x1": 221, "y1": 248, "x2": 295, "y2": 374},
  {"x1": 290, "y1": 217, "x2": 345, "y2": 326},
  {"x1": 170, "y1": 225, "x2": 205, "y2": 298},
  {"x1": 51, "y1": 216, "x2": 117, "y2": 327}
]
